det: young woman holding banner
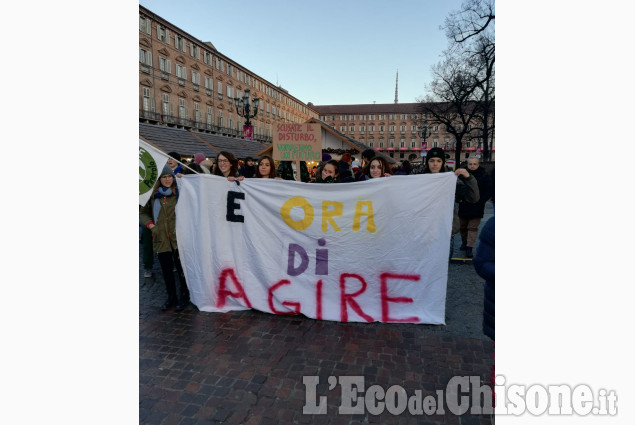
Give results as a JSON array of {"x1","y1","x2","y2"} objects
[
  {"x1": 358, "y1": 157, "x2": 392, "y2": 180},
  {"x1": 255, "y1": 155, "x2": 281, "y2": 179},
  {"x1": 213, "y1": 151, "x2": 244, "y2": 182},
  {"x1": 312, "y1": 159, "x2": 340, "y2": 183},
  {"x1": 140, "y1": 165, "x2": 190, "y2": 311}
]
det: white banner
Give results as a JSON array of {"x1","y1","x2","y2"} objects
[
  {"x1": 175, "y1": 173, "x2": 457, "y2": 324},
  {"x1": 139, "y1": 138, "x2": 169, "y2": 206}
]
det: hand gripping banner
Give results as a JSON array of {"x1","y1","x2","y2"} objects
[{"x1": 175, "y1": 173, "x2": 456, "y2": 324}]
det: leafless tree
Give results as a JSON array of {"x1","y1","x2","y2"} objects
[
  {"x1": 418, "y1": 54, "x2": 481, "y2": 165},
  {"x1": 437, "y1": 0, "x2": 495, "y2": 161}
]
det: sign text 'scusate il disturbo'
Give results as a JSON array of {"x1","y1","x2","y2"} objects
[{"x1": 272, "y1": 123, "x2": 322, "y2": 161}]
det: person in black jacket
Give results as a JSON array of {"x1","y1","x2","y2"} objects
[
  {"x1": 238, "y1": 156, "x2": 257, "y2": 178},
  {"x1": 473, "y1": 216, "x2": 494, "y2": 341},
  {"x1": 458, "y1": 156, "x2": 493, "y2": 257}
]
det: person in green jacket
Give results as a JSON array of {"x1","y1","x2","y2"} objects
[{"x1": 140, "y1": 165, "x2": 190, "y2": 311}]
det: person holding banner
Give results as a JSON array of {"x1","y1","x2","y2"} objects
[
  {"x1": 358, "y1": 157, "x2": 392, "y2": 180},
  {"x1": 423, "y1": 147, "x2": 479, "y2": 249},
  {"x1": 213, "y1": 151, "x2": 243, "y2": 182},
  {"x1": 255, "y1": 155, "x2": 281, "y2": 179},
  {"x1": 140, "y1": 165, "x2": 190, "y2": 311},
  {"x1": 312, "y1": 159, "x2": 340, "y2": 183}
]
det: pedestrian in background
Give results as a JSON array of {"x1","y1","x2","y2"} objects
[
  {"x1": 140, "y1": 165, "x2": 190, "y2": 311},
  {"x1": 239, "y1": 156, "x2": 257, "y2": 178},
  {"x1": 167, "y1": 151, "x2": 183, "y2": 175},
  {"x1": 458, "y1": 156, "x2": 493, "y2": 258}
]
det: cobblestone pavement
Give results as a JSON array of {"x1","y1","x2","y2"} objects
[{"x1": 140, "y1": 203, "x2": 495, "y2": 425}]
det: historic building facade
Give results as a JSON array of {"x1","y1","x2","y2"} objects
[
  {"x1": 139, "y1": 5, "x2": 318, "y2": 144},
  {"x1": 312, "y1": 103, "x2": 495, "y2": 163}
]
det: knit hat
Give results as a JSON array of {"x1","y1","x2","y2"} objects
[
  {"x1": 194, "y1": 153, "x2": 205, "y2": 164},
  {"x1": 167, "y1": 151, "x2": 182, "y2": 162},
  {"x1": 160, "y1": 164, "x2": 173, "y2": 177},
  {"x1": 426, "y1": 147, "x2": 446, "y2": 164},
  {"x1": 322, "y1": 153, "x2": 332, "y2": 162}
]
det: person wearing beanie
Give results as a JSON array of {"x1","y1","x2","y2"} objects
[
  {"x1": 167, "y1": 151, "x2": 183, "y2": 175},
  {"x1": 422, "y1": 147, "x2": 479, "y2": 257},
  {"x1": 193, "y1": 153, "x2": 205, "y2": 165},
  {"x1": 140, "y1": 164, "x2": 190, "y2": 311}
]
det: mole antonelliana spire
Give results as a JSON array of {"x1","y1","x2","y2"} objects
[{"x1": 394, "y1": 70, "x2": 398, "y2": 104}]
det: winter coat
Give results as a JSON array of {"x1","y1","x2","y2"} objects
[
  {"x1": 452, "y1": 175, "x2": 480, "y2": 234},
  {"x1": 139, "y1": 191, "x2": 179, "y2": 254},
  {"x1": 277, "y1": 161, "x2": 310, "y2": 182},
  {"x1": 458, "y1": 167, "x2": 493, "y2": 218},
  {"x1": 473, "y1": 216, "x2": 495, "y2": 340},
  {"x1": 238, "y1": 164, "x2": 256, "y2": 178}
]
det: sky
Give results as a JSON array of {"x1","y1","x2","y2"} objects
[{"x1": 139, "y1": 0, "x2": 465, "y2": 106}]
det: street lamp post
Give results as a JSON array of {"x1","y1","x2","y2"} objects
[
  {"x1": 234, "y1": 89, "x2": 259, "y2": 139},
  {"x1": 418, "y1": 119, "x2": 432, "y2": 168}
]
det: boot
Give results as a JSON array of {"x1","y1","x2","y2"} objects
[
  {"x1": 459, "y1": 241, "x2": 467, "y2": 250},
  {"x1": 465, "y1": 247, "x2": 473, "y2": 258}
]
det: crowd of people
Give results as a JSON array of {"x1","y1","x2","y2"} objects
[{"x1": 140, "y1": 147, "x2": 494, "y2": 314}]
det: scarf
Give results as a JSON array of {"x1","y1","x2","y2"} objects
[{"x1": 152, "y1": 186, "x2": 173, "y2": 223}]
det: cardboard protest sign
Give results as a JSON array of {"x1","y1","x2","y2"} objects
[
  {"x1": 175, "y1": 173, "x2": 456, "y2": 324},
  {"x1": 272, "y1": 123, "x2": 321, "y2": 162}
]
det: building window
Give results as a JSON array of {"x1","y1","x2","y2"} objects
[
  {"x1": 162, "y1": 94, "x2": 172, "y2": 116},
  {"x1": 139, "y1": 16, "x2": 151, "y2": 35},
  {"x1": 349, "y1": 125, "x2": 355, "y2": 132},
  {"x1": 379, "y1": 125, "x2": 384, "y2": 133},
  {"x1": 340, "y1": 126, "x2": 346, "y2": 133},
  {"x1": 400, "y1": 139, "x2": 405, "y2": 148},
  {"x1": 369, "y1": 140, "x2": 374, "y2": 148},
  {"x1": 203, "y1": 51, "x2": 212, "y2": 65},
  {"x1": 389, "y1": 114, "x2": 395, "y2": 120},
  {"x1": 176, "y1": 65, "x2": 186, "y2": 85},
  {"x1": 368, "y1": 114, "x2": 375, "y2": 120},
  {"x1": 434, "y1": 138, "x2": 439, "y2": 147},
  {"x1": 379, "y1": 139, "x2": 384, "y2": 148},
  {"x1": 389, "y1": 125, "x2": 395, "y2": 132},
  {"x1": 157, "y1": 26, "x2": 170, "y2": 44},
  {"x1": 411, "y1": 139, "x2": 417, "y2": 148},
  {"x1": 190, "y1": 43, "x2": 200, "y2": 59},
  {"x1": 204, "y1": 77, "x2": 213, "y2": 95},
  {"x1": 139, "y1": 49, "x2": 152, "y2": 67},
  {"x1": 368, "y1": 125, "x2": 374, "y2": 133},
  {"x1": 217, "y1": 81, "x2": 223, "y2": 99},
  {"x1": 207, "y1": 107, "x2": 214, "y2": 126},
  {"x1": 192, "y1": 71, "x2": 200, "y2": 87},
  {"x1": 178, "y1": 98, "x2": 188, "y2": 120},
  {"x1": 359, "y1": 125, "x2": 365, "y2": 132},
  {"x1": 159, "y1": 57, "x2": 171, "y2": 80},
  {"x1": 389, "y1": 139, "x2": 394, "y2": 147},
  {"x1": 379, "y1": 114, "x2": 385, "y2": 120},
  {"x1": 400, "y1": 114, "x2": 407, "y2": 120},
  {"x1": 142, "y1": 87, "x2": 154, "y2": 112},
  {"x1": 400, "y1": 125, "x2": 406, "y2": 132},
  {"x1": 175, "y1": 35, "x2": 186, "y2": 52},
  {"x1": 218, "y1": 110, "x2": 223, "y2": 128}
]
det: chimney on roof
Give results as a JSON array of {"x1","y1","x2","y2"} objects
[{"x1": 394, "y1": 70, "x2": 398, "y2": 104}]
